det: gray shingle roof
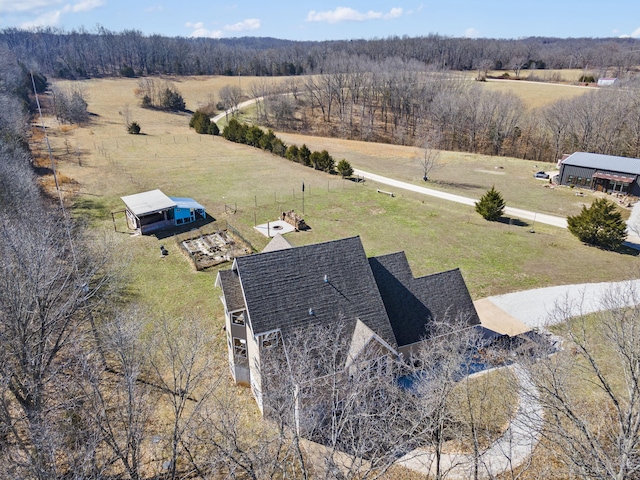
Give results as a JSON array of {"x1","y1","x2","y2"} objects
[
  {"x1": 217, "y1": 269, "x2": 245, "y2": 312},
  {"x1": 234, "y1": 236, "x2": 398, "y2": 349},
  {"x1": 562, "y1": 152, "x2": 640, "y2": 175},
  {"x1": 369, "y1": 253, "x2": 480, "y2": 347},
  {"x1": 262, "y1": 234, "x2": 294, "y2": 253}
]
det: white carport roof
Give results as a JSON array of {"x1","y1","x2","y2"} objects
[{"x1": 121, "y1": 189, "x2": 176, "y2": 216}]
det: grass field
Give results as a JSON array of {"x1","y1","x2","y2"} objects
[
  {"x1": 37, "y1": 76, "x2": 639, "y2": 318},
  {"x1": 457, "y1": 68, "x2": 595, "y2": 108}
]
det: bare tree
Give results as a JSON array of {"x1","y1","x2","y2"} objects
[
  {"x1": 219, "y1": 84, "x2": 244, "y2": 120},
  {"x1": 0, "y1": 208, "x2": 110, "y2": 479},
  {"x1": 84, "y1": 308, "x2": 156, "y2": 480},
  {"x1": 522, "y1": 283, "x2": 640, "y2": 480},
  {"x1": 418, "y1": 135, "x2": 441, "y2": 181},
  {"x1": 148, "y1": 316, "x2": 218, "y2": 480},
  {"x1": 51, "y1": 84, "x2": 89, "y2": 124}
]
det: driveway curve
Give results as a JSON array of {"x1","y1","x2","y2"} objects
[
  {"x1": 397, "y1": 364, "x2": 542, "y2": 479},
  {"x1": 486, "y1": 278, "x2": 640, "y2": 329}
]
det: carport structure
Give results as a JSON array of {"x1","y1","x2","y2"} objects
[{"x1": 121, "y1": 189, "x2": 177, "y2": 234}]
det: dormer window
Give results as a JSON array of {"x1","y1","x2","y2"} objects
[{"x1": 232, "y1": 311, "x2": 245, "y2": 326}]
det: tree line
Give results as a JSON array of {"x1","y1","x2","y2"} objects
[
  {"x1": 2, "y1": 28, "x2": 640, "y2": 80},
  {"x1": 222, "y1": 118, "x2": 354, "y2": 175},
  {"x1": 243, "y1": 58, "x2": 640, "y2": 161}
]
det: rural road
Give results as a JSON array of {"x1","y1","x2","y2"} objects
[{"x1": 353, "y1": 168, "x2": 568, "y2": 228}]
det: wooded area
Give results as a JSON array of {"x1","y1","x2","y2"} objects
[{"x1": 2, "y1": 28, "x2": 640, "y2": 78}]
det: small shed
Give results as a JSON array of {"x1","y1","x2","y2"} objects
[
  {"x1": 121, "y1": 190, "x2": 207, "y2": 234},
  {"x1": 597, "y1": 78, "x2": 618, "y2": 86},
  {"x1": 121, "y1": 189, "x2": 177, "y2": 234},
  {"x1": 169, "y1": 197, "x2": 207, "y2": 225}
]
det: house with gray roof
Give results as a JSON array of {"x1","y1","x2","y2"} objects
[
  {"x1": 558, "y1": 152, "x2": 640, "y2": 196},
  {"x1": 215, "y1": 236, "x2": 480, "y2": 412}
]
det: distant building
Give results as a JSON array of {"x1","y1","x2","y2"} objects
[
  {"x1": 597, "y1": 78, "x2": 618, "y2": 86},
  {"x1": 121, "y1": 189, "x2": 206, "y2": 234},
  {"x1": 558, "y1": 152, "x2": 640, "y2": 196}
]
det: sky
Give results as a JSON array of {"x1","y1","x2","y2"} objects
[{"x1": 1, "y1": 0, "x2": 640, "y2": 41}]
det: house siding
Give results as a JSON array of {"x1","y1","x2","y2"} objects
[{"x1": 559, "y1": 165, "x2": 596, "y2": 188}]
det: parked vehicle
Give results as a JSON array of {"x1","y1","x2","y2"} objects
[{"x1": 534, "y1": 171, "x2": 549, "y2": 179}]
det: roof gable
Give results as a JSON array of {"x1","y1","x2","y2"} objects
[
  {"x1": 369, "y1": 253, "x2": 480, "y2": 347},
  {"x1": 234, "y1": 236, "x2": 398, "y2": 349},
  {"x1": 262, "y1": 234, "x2": 294, "y2": 253}
]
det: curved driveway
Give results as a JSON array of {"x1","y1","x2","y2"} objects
[{"x1": 398, "y1": 364, "x2": 542, "y2": 479}]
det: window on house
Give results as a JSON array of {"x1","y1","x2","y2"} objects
[
  {"x1": 231, "y1": 311, "x2": 245, "y2": 325},
  {"x1": 261, "y1": 331, "x2": 279, "y2": 349},
  {"x1": 233, "y1": 338, "x2": 247, "y2": 358}
]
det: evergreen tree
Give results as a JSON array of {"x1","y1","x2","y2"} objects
[
  {"x1": 475, "y1": 186, "x2": 505, "y2": 221},
  {"x1": 189, "y1": 110, "x2": 212, "y2": 134},
  {"x1": 567, "y1": 198, "x2": 627, "y2": 250},
  {"x1": 298, "y1": 144, "x2": 311, "y2": 166},
  {"x1": 336, "y1": 159, "x2": 354, "y2": 178},
  {"x1": 285, "y1": 145, "x2": 299, "y2": 162}
]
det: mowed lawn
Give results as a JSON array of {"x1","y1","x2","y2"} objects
[
  {"x1": 38, "y1": 77, "x2": 639, "y2": 320},
  {"x1": 274, "y1": 131, "x2": 604, "y2": 220}
]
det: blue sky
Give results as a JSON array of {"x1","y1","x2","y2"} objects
[{"x1": 1, "y1": 0, "x2": 640, "y2": 41}]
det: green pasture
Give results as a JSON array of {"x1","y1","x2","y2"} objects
[{"x1": 45, "y1": 77, "x2": 638, "y2": 321}]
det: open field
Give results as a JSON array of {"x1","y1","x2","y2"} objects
[
  {"x1": 38, "y1": 77, "x2": 639, "y2": 313},
  {"x1": 31, "y1": 75, "x2": 639, "y2": 477},
  {"x1": 480, "y1": 78, "x2": 592, "y2": 108},
  {"x1": 458, "y1": 68, "x2": 596, "y2": 109}
]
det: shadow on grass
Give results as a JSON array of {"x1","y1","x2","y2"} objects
[
  {"x1": 434, "y1": 180, "x2": 483, "y2": 190},
  {"x1": 498, "y1": 217, "x2": 530, "y2": 227},
  {"x1": 151, "y1": 214, "x2": 217, "y2": 240}
]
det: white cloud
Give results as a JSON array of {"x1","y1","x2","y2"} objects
[
  {"x1": 0, "y1": 0, "x2": 63, "y2": 14},
  {"x1": 224, "y1": 18, "x2": 260, "y2": 32},
  {"x1": 464, "y1": 27, "x2": 480, "y2": 38},
  {"x1": 14, "y1": 0, "x2": 103, "y2": 27},
  {"x1": 20, "y1": 10, "x2": 63, "y2": 28},
  {"x1": 186, "y1": 17, "x2": 260, "y2": 38},
  {"x1": 619, "y1": 27, "x2": 640, "y2": 38},
  {"x1": 144, "y1": 4, "x2": 164, "y2": 13},
  {"x1": 190, "y1": 27, "x2": 222, "y2": 38},
  {"x1": 68, "y1": 0, "x2": 104, "y2": 13},
  {"x1": 306, "y1": 6, "x2": 403, "y2": 24}
]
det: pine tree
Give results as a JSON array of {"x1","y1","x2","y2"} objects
[
  {"x1": 337, "y1": 159, "x2": 353, "y2": 178},
  {"x1": 475, "y1": 186, "x2": 505, "y2": 221},
  {"x1": 567, "y1": 198, "x2": 627, "y2": 250}
]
